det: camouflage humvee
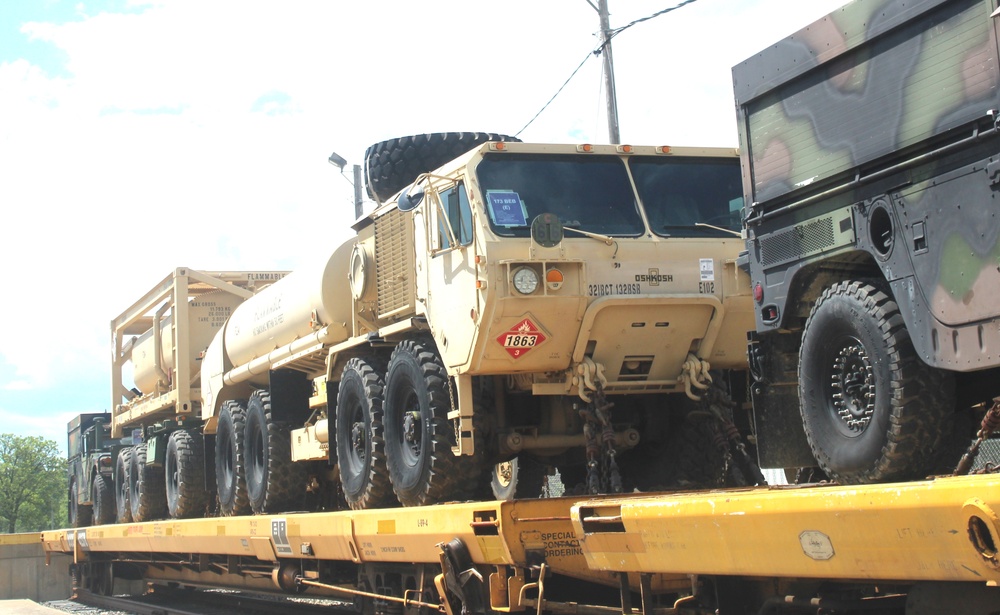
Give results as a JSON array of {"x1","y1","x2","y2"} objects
[
  {"x1": 734, "y1": 0, "x2": 1000, "y2": 483},
  {"x1": 68, "y1": 413, "x2": 116, "y2": 526}
]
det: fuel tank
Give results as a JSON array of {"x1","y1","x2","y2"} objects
[
  {"x1": 132, "y1": 290, "x2": 244, "y2": 393},
  {"x1": 223, "y1": 241, "x2": 354, "y2": 367}
]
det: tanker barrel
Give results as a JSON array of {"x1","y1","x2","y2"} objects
[{"x1": 222, "y1": 241, "x2": 355, "y2": 371}]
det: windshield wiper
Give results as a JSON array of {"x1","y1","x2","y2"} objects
[
  {"x1": 662, "y1": 223, "x2": 741, "y2": 238},
  {"x1": 563, "y1": 225, "x2": 616, "y2": 246}
]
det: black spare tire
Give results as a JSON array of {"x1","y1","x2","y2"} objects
[{"x1": 364, "y1": 132, "x2": 520, "y2": 203}]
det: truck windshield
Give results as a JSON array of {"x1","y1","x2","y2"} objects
[
  {"x1": 476, "y1": 153, "x2": 645, "y2": 237},
  {"x1": 630, "y1": 157, "x2": 744, "y2": 238}
]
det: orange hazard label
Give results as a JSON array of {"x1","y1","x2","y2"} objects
[{"x1": 496, "y1": 318, "x2": 547, "y2": 359}]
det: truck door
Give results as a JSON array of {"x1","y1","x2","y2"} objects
[{"x1": 424, "y1": 181, "x2": 479, "y2": 369}]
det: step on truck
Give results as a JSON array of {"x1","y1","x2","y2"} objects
[
  {"x1": 106, "y1": 135, "x2": 759, "y2": 522},
  {"x1": 736, "y1": 0, "x2": 1000, "y2": 483}
]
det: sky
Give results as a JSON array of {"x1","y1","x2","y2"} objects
[{"x1": 0, "y1": 0, "x2": 847, "y2": 452}]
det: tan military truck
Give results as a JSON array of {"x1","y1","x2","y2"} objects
[{"x1": 109, "y1": 136, "x2": 758, "y2": 521}]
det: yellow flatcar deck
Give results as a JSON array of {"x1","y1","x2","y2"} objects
[
  {"x1": 41, "y1": 474, "x2": 1000, "y2": 593},
  {"x1": 571, "y1": 475, "x2": 1000, "y2": 583}
]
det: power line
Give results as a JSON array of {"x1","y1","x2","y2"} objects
[
  {"x1": 514, "y1": 51, "x2": 594, "y2": 138},
  {"x1": 607, "y1": 0, "x2": 700, "y2": 42},
  {"x1": 515, "y1": 0, "x2": 700, "y2": 139}
]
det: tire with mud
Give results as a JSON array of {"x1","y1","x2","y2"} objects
[
  {"x1": 245, "y1": 390, "x2": 307, "y2": 513},
  {"x1": 364, "y1": 132, "x2": 520, "y2": 203},
  {"x1": 216, "y1": 400, "x2": 250, "y2": 516},
  {"x1": 92, "y1": 474, "x2": 115, "y2": 525},
  {"x1": 336, "y1": 357, "x2": 395, "y2": 510},
  {"x1": 165, "y1": 429, "x2": 209, "y2": 518},
  {"x1": 798, "y1": 281, "x2": 955, "y2": 484},
  {"x1": 129, "y1": 443, "x2": 167, "y2": 522},
  {"x1": 384, "y1": 339, "x2": 478, "y2": 506}
]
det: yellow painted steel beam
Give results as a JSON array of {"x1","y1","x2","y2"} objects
[
  {"x1": 39, "y1": 497, "x2": 650, "y2": 590},
  {"x1": 570, "y1": 475, "x2": 1000, "y2": 583}
]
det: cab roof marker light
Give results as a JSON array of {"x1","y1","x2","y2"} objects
[
  {"x1": 617, "y1": 145, "x2": 634, "y2": 154},
  {"x1": 489, "y1": 142, "x2": 508, "y2": 151},
  {"x1": 656, "y1": 146, "x2": 673, "y2": 155},
  {"x1": 577, "y1": 144, "x2": 594, "y2": 153}
]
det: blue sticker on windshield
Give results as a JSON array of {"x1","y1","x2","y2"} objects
[{"x1": 486, "y1": 190, "x2": 528, "y2": 227}]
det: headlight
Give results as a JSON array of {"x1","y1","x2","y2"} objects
[{"x1": 512, "y1": 267, "x2": 539, "y2": 294}]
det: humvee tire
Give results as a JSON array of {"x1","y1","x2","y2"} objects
[{"x1": 798, "y1": 281, "x2": 955, "y2": 483}]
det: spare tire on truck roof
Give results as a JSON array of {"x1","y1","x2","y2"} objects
[{"x1": 364, "y1": 132, "x2": 521, "y2": 203}]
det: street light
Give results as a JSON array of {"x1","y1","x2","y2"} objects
[{"x1": 329, "y1": 150, "x2": 364, "y2": 219}]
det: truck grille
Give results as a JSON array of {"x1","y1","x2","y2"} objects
[
  {"x1": 759, "y1": 216, "x2": 836, "y2": 269},
  {"x1": 375, "y1": 209, "x2": 414, "y2": 318}
]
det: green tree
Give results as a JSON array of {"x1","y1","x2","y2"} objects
[{"x1": 0, "y1": 434, "x2": 65, "y2": 533}]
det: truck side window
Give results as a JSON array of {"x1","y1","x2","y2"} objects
[{"x1": 437, "y1": 182, "x2": 473, "y2": 250}]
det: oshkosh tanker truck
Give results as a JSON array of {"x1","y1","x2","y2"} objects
[
  {"x1": 99, "y1": 135, "x2": 758, "y2": 523},
  {"x1": 737, "y1": 0, "x2": 1000, "y2": 484}
]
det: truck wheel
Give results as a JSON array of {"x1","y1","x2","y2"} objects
[
  {"x1": 336, "y1": 358, "x2": 395, "y2": 510},
  {"x1": 165, "y1": 430, "x2": 208, "y2": 518},
  {"x1": 491, "y1": 457, "x2": 546, "y2": 500},
  {"x1": 69, "y1": 478, "x2": 92, "y2": 527},
  {"x1": 92, "y1": 474, "x2": 115, "y2": 525},
  {"x1": 114, "y1": 448, "x2": 133, "y2": 523},
  {"x1": 384, "y1": 339, "x2": 466, "y2": 506},
  {"x1": 798, "y1": 281, "x2": 955, "y2": 483},
  {"x1": 216, "y1": 400, "x2": 250, "y2": 516},
  {"x1": 364, "y1": 132, "x2": 520, "y2": 203},
  {"x1": 245, "y1": 390, "x2": 306, "y2": 513},
  {"x1": 129, "y1": 443, "x2": 167, "y2": 522}
]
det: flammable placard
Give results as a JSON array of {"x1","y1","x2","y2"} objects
[{"x1": 495, "y1": 317, "x2": 547, "y2": 359}]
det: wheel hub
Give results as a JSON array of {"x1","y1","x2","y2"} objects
[
  {"x1": 403, "y1": 411, "x2": 422, "y2": 452},
  {"x1": 351, "y1": 422, "x2": 366, "y2": 461},
  {"x1": 496, "y1": 461, "x2": 514, "y2": 487},
  {"x1": 830, "y1": 340, "x2": 876, "y2": 432}
]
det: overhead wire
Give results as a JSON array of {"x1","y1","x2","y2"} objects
[
  {"x1": 515, "y1": 0, "x2": 700, "y2": 138},
  {"x1": 514, "y1": 51, "x2": 594, "y2": 138}
]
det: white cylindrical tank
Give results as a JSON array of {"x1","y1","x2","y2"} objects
[
  {"x1": 132, "y1": 291, "x2": 245, "y2": 394},
  {"x1": 223, "y1": 241, "x2": 354, "y2": 368}
]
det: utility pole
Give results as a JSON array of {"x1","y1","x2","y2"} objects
[{"x1": 595, "y1": 0, "x2": 621, "y2": 144}]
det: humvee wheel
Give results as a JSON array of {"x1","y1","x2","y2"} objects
[
  {"x1": 245, "y1": 390, "x2": 306, "y2": 513},
  {"x1": 491, "y1": 457, "x2": 546, "y2": 500},
  {"x1": 129, "y1": 443, "x2": 167, "y2": 521},
  {"x1": 384, "y1": 339, "x2": 466, "y2": 506},
  {"x1": 92, "y1": 474, "x2": 115, "y2": 525},
  {"x1": 166, "y1": 429, "x2": 208, "y2": 518},
  {"x1": 799, "y1": 281, "x2": 954, "y2": 484},
  {"x1": 216, "y1": 400, "x2": 250, "y2": 516},
  {"x1": 336, "y1": 358, "x2": 395, "y2": 510},
  {"x1": 114, "y1": 448, "x2": 133, "y2": 522},
  {"x1": 69, "y1": 477, "x2": 92, "y2": 528}
]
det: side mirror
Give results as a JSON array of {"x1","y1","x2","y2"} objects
[{"x1": 397, "y1": 184, "x2": 425, "y2": 212}]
